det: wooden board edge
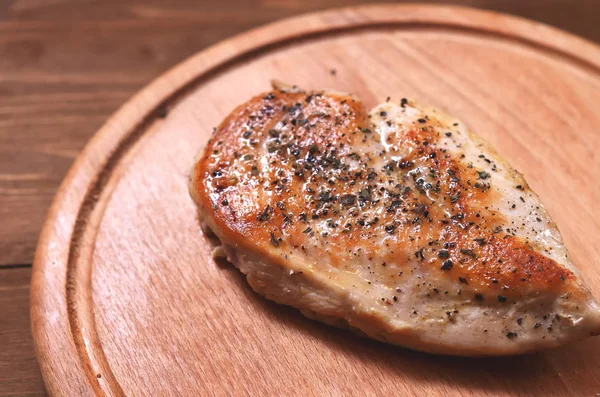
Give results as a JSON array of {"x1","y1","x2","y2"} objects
[{"x1": 30, "y1": 4, "x2": 600, "y2": 396}]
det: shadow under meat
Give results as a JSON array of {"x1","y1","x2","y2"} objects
[
  {"x1": 196, "y1": 202, "x2": 596, "y2": 396},
  {"x1": 212, "y1": 253, "x2": 600, "y2": 396}
]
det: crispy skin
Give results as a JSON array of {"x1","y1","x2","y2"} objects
[{"x1": 190, "y1": 87, "x2": 600, "y2": 356}]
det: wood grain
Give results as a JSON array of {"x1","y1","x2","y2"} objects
[
  {"x1": 29, "y1": 4, "x2": 600, "y2": 396},
  {"x1": 2, "y1": 0, "x2": 600, "y2": 267},
  {"x1": 2, "y1": 1, "x2": 600, "y2": 397},
  {"x1": 0, "y1": 267, "x2": 46, "y2": 397}
]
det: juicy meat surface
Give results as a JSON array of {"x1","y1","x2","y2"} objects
[{"x1": 189, "y1": 86, "x2": 600, "y2": 355}]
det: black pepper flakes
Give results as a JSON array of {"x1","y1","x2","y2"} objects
[
  {"x1": 477, "y1": 171, "x2": 490, "y2": 180},
  {"x1": 440, "y1": 260, "x2": 453, "y2": 271},
  {"x1": 358, "y1": 187, "x2": 371, "y2": 202},
  {"x1": 460, "y1": 248, "x2": 477, "y2": 259},
  {"x1": 340, "y1": 194, "x2": 356, "y2": 206},
  {"x1": 415, "y1": 248, "x2": 425, "y2": 260},
  {"x1": 257, "y1": 205, "x2": 272, "y2": 222},
  {"x1": 319, "y1": 190, "x2": 334, "y2": 202},
  {"x1": 269, "y1": 233, "x2": 280, "y2": 247}
]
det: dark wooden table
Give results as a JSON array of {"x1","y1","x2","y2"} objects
[{"x1": 2, "y1": 1, "x2": 599, "y2": 395}]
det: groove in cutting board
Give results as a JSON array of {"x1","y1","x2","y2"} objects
[{"x1": 31, "y1": 4, "x2": 600, "y2": 396}]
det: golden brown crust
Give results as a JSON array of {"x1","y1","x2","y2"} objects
[{"x1": 192, "y1": 89, "x2": 574, "y2": 301}]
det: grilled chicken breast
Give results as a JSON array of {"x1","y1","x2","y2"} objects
[{"x1": 189, "y1": 85, "x2": 600, "y2": 356}]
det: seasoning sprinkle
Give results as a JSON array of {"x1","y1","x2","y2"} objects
[
  {"x1": 270, "y1": 233, "x2": 280, "y2": 247},
  {"x1": 440, "y1": 260, "x2": 453, "y2": 271},
  {"x1": 477, "y1": 171, "x2": 489, "y2": 180},
  {"x1": 257, "y1": 205, "x2": 272, "y2": 222},
  {"x1": 460, "y1": 248, "x2": 477, "y2": 259}
]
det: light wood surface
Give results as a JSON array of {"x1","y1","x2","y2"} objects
[
  {"x1": 29, "y1": 4, "x2": 600, "y2": 396},
  {"x1": 2, "y1": 0, "x2": 600, "y2": 269},
  {"x1": 0, "y1": 267, "x2": 46, "y2": 396},
  {"x1": 2, "y1": 1, "x2": 600, "y2": 396}
]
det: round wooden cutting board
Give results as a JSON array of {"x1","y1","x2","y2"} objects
[{"x1": 31, "y1": 4, "x2": 600, "y2": 396}]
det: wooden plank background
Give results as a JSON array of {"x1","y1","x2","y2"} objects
[{"x1": 1, "y1": 1, "x2": 598, "y2": 395}]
